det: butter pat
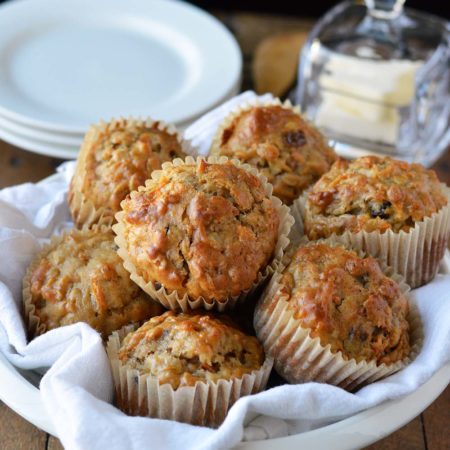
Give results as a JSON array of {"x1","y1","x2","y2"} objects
[
  {"x1": 315, "y1": 51, "x2": 423, "y2": 145},
  {"x1": 316, "y1": 91, "x2": 399, "y2": 144}
]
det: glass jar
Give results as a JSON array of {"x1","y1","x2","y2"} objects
[{"x1": 296, "y1": 0, "x2": 450, "y2": 166}]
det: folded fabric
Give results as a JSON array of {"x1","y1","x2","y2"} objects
[{"x1": 0, "y1": 92, "x2": 449, "y2": 450}]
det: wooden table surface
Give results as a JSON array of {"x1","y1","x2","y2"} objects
[{"x1": 0, "y1": 9, "x2": 449, "y2": 450}]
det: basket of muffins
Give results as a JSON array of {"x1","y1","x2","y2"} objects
[{"x1": 22, "y1": 98, "x2": 450, "y2": 428}]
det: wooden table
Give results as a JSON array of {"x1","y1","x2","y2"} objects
[{"x1": 0, "y1": 9, "x2": 449, "y2": 450}]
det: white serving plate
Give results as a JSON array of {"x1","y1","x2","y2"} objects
[
  {"x1": 0, "y1": 82, "x2": 240, "y2": 159},
  {"x1": 0, "y1": 114, "x2": 82, "y2": 147},
  {"x1": 0, "y1": 123, "x2": 79, "y2": 159},
  {"x1": 0, "y1": 83, "x2": 240, "y2": 160},
  {"x1": 0, "y1": 0, "x2": 242, "y2": 133},
  {"x1": 1, "y1": 254, "x2": 449, "y2": 448}
]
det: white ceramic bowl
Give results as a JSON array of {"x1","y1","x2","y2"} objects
[{"x1": 1, "y1": 254, "x2": 449, "y2": 448}]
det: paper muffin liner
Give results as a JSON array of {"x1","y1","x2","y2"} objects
[
  {"x1": 22, "y1": 225, "x2": 158, "y2": 340},
  {"x1": 293, "y1": 184, "x2": 450, "y2": 288},
  {"x1": 210, "y1": 97, "x2": 303, "y2": 156},
  {"x1": 23, "y1": 225, "x2": 106, "y2": 339},
  {"x1": 106, "y1": 325, "x2": 273, "y2": 428},
  {"x1": 113, "y1": 155, "x2": 294, "y2": 312},
  {"x1": 23, "y1": 235, "x2": 61, "y2": 339},
  {"x1": 68, "y1": 117, "x2": 195, "y2": 229},
  {"x1": 253, "y1": 240, "x2": 423, "y2": 391}
]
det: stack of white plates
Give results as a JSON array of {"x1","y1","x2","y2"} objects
[{"x1": 0, "y1": 0, "x2": 242, "y2": 159}]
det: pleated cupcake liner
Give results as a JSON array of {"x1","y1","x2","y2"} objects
[
  {"x1": 209, "y1": 97, "x2": 304, "y2": 156},
  {"x1": 113, "y1": 155, "x2": 294, "y2": 312},
  {"x1": 253, "y1": 241, "x2": 422, "y2": 391},
  {"x1": 292, "y1": 184, "x2": 450, "y2": 288},
  {"x1": 23, "y1": 225, "x2": 112, "y2": 339},
  {"x1": 69, "y1": 117, "x2": 194, "y2": 229},
  {"x1": 106, "y1": 325, "x2": 273, "y2": 428}
]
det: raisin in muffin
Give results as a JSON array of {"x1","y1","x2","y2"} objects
[
  {"x1": 210, "y1": 101, "x2": 337, "y2": 205},
  {"x1": 68, "y1": 118, "x2": 187, "y2": 228},
  {"x1": 23, "y1": 227, "x2": 163, "y2": 339},
  {"x1": 254, "y1": 243, "x2": 413, "y2": 390},
  {"x1": 114, "y1": 157, "x2": 290, "y2": 311},
  {"x1": 107, "y1": 311, "x2": 272, "y2": 426},
  {"x1": 300, "y1": 156, "x2": 450, "y2": 287},
  {"x1": 303, "y1": 156, "x2": 447, "y2": 238}
]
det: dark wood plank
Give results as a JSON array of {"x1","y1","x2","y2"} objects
[
  {"x1": 0, "y1": 141, "x2": 63, "y2": 189},
  {"x1": 227, "y1": 12, "x2": 312, "y2": 91},
  {"x1": 228, "y1": 12, "x2": 312, "y2": 57},
  {"x1": 47, "y1": 436, "x2": 64, "y2": 450},
  {"x1": 364, "y1": 415, "x2": 426, "y2": 450},
  {"x1": 0, "y1": 401, "x2": 47, "y2": 450},
  {"x1": 431, "y1": 150, "x2": 450, "y2": 186},
  {"x1": 422, "y1": 385, "x2": 450, "y2": 450}
]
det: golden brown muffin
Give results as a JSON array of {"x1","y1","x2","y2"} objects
[
  {"x1": 277, "y1": 243, "x2": 410, "y2": 365},
  {"x1": 210, "y1": 103, "x2": 337, "y2": 205},
  {"x1": 23, "y1": 228, "x2": 163, "y2": 339},
  {"x1": 118, "y1": 311, "x2": 265, "y2": 389},
  {"x1": 68, "y1": 118, "x2": 187, "y2": 228},
  {"x1": 116, "y1": 159, "x2": 280, "y2": 302},
  {"x1": 304, "y1": 156, "x2": 448, "y2": 239}
]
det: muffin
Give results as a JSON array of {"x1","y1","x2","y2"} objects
[
  {"x1": 113, "y1": 155, "x2": 293, "y2": 312},
  {"x1": 298, "y1": 156, "x2": 450, "y2": 287},
  {"x1": 210, "y1": 100, "x2": 338, "y2": 205},
  {"x1": 68, "y1": 118, "x2": 188, "y2": 228},
  {"x1": 23, "y1": 227, "x2": 164, "y2": 339},
  {"x1": 254, "y1": 242, "x2": 418, "y2": 391},
  {"x1": 107, "y1": 311, "x2": 272, "y2": 427}
]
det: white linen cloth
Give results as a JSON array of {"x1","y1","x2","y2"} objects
[{"x1": 0, "y1": 91, "x2": 449, "y2": 450}]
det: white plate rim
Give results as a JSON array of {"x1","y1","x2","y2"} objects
[
  {"x1": 0, "y1": 114, "x2": 83, "y2": 147},
  {"x1": 0, "y1": 82, "x2": 241, "y2": 159},
  {"x1": 0, "y1": 125, "x2": 78, "y2": 159},
  {"x1": 0, "y1": 0, "x2": 242, "y2": 133},
  {"x1": 238, "y1": 363, "x2": 450, "y2": 449}
]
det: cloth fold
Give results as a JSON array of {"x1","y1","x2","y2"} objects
[{"x1": 0, "y1": 91, "x2": 449, "y2": 450}]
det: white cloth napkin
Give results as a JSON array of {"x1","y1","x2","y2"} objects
[{"x1": 0, "y1": 91, "x2": 449, "y2": 450}]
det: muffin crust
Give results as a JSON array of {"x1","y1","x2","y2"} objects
[
  {"x1": 278, "y1": 243, "x2": 410, "y2": 364},
  {"x1": 118, "y1": 311, "x2": 265, "y2": 389},
  {"x1": 25, "y1": 228, "x2": 163, "y2": 338},
  {"x1": 304, "y1": 156, "x2": 447, "y2": 239},
  {"x1": 68, "y1": 118, "x2": 186, "y2": 227},
  {"x1": 118, "y1": 159, "x2": 280, "y2": 301},
  {"x1": 211, "y1": 104, "x2": 337, "y2": 205}
]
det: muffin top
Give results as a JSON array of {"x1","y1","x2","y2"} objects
[
  {"x1": 304, "y1": 156, "x2": 447, "y2": 239},
  {"x1": 117, "y1": 159, "x2": 280, "y2": 301},
  {"x1": 118, "y1": 311, "x2": 265, "y2": 388},
  {"x1": 26, "y1": 228, "x2": 163, "y2": 338},
  {"x1": 68, "y1": 118, "x2": 186, "y2": 227},
  {"x1": 211, "y1": 104, "x2": 337, "y2": 205},
  {"x1": 277, "y1": 243, "x2": 410, "y2": 365}
]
